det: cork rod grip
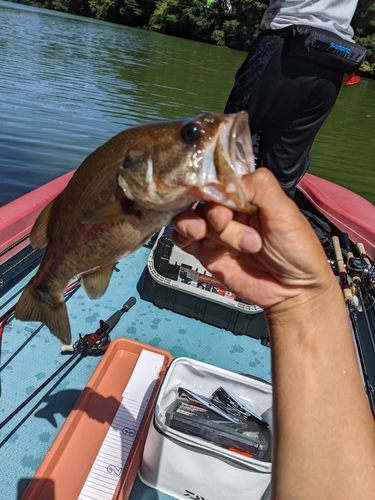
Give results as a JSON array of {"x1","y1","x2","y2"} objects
[
  {"x1": 356, "y1": 242, "x2": 371, "y2": 266},
  {"x1": 332, "y1": 236, "x2": 353, "y2": 303},
  {"x1": 332, "y1": 236, "x2": 345, "y2": 274}
]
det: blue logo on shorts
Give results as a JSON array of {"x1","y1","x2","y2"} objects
[{"x1": 329, "y1": 42, "x2": 351, "y2": 55}]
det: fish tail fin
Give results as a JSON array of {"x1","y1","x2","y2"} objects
[{"x1": 15, "y1": 285, "x2": 72, "y2": 345}]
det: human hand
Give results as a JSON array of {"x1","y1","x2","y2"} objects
[{"x1": 172, "y1": 168, "x2": 335, "y2": 312}]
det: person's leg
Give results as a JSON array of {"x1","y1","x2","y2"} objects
[
  {"x1": 257, "y1": 63, "x2": 342, "y2": 197},
  {"x1": 224, "y1": 32, "x2": 285, "y2": 131},
  {"x1": 256, "y1": 78, "x2": 340, "y2": 197}
]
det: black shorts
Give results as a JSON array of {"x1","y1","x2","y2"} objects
[{"x1": 225, "y1": 29, "x2": 343, "y2": 198}]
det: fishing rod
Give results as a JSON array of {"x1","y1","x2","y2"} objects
[
  {"x1": 332, "y1": 236, "x2": 375, "y2": 417},
  {"x1": 341, "y1": 234, "x2": 375, "y2": 354},
  {"x1": 0, "y1": 296, "x2": 136, "y2": 430},
  {"x1": 332, "y1": 236, "x2": 353, "y2": 302}
]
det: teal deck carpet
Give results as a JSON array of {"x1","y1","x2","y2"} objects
[{"x1": 0, "y1": 246, "x2": 271, "y2": 500}]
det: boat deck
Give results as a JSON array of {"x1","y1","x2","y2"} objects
[{"x1": 0, "y1": 244, "x2": 271, "y2": 500}]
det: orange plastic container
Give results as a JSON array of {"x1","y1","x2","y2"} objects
[{"x1": 22, "y1": 338, "x2": 173, "y2": 500}]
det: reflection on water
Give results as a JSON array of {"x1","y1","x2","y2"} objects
[{"x1": 0, "y1": 0, "x2": 374, "y2": 207}]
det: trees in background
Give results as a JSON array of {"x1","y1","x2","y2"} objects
[
  {"x1": 352, "y1": 0, "x2": 375, "y2": 76},
  {"x1": 11, "y1": 0, "x2": 375, "y2": 76},
  {"x1": 8, "y1": 0, "x2": 265, "y2": 49}
]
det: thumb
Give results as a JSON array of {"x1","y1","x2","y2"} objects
[{"x1": 242, "y1": 168, "x2": 295, "y2": 217}]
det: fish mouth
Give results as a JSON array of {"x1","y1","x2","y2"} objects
[
  {"x1": 228, "y1": 111, "x2": 255, "y2": 177},
  {"x1": 198, "y1": 111, "x2": 257, "y2": 214}
]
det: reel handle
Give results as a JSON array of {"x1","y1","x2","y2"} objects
[{"x1": 356, "y1": 242, "x2": 371, "y2": 266}]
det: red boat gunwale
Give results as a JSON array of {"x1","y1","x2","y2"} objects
[
  {"x1": 0, "y1": 171, "x2": 75, "y2": 265},
  {"x1": 298, "y1": 173, "x2": 375, "y2": 261},
  {"x1": 1, "y1": 170, "x2": 374, "y2": 266}
]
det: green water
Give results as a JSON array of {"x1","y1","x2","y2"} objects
[
  {"x1": 311, "y1": 78, "x2": 375, "y2": 204},
  {"x1": 0, "y1": 0, "x2": 374, "y2": 206}
]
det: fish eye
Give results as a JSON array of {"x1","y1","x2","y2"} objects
[{"x1": 181, "y1": 122, "x2": 201, "y2": 142}]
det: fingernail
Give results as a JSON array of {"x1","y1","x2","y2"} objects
[
  {"x1": 239, "y1": 230, "x2": 261, "y2": 253},
  {"x1": 183, "y1": 220, "x2": 205, "y2": 240}
]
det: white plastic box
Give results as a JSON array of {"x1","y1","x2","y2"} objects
[{"x1": 139, "y1": 357, "x2": 272, "y2": 500}]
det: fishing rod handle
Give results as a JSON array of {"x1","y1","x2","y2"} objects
[
  {"x1": 341, "y1": 232, "x2": 354, "y2": 260},
  {"x1": 97, "y1": 296, "x2": 137, "y2": 332},
  {"x1": 332, "y1": 236, "x2": 353, "y2": 303},
  {"x1": 122, "y1": 296, "x2": 136, "y2": 312},
  {"x1": 332, "y1": 236, "x2": 345, "y2": 273},
  {"x1": 356, "y1": 242, "x2": 371, "y2": 266}
]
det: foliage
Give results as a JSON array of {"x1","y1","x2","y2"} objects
[
  {"x1": 352, "y1": 0, "x2": 375, "y2": 37},
  {"x1": 87, "y1": 0, "x2": 115, "y2": 19},
  {"x1": 107, "y1": 0, "x2": 157, "y2": 27},
  {"x1": 356, "y1": 35, "x2": 375, "y2": 76},
  {"x1": 350, "y1": 0, "x2": 375, "y2": 76},
  {"x1": 211, "y1": 20, "x2": 239, "y2": 45},
  {"x1": 224, "y1": 0, "x2": 263, "y2": 48},
  {"x1": 140, "y1": 0, "x2": 263, "y2": 48},
  {"x1": 149, "y1": 0, "x2": 215, "y2": 42}
]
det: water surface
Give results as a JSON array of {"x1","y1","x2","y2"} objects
[
  {"x1": 0, "y1": 1, "x2": 243, "y2": 205},
  {"x1": 0, "y1": 1, "x2": 374, "y2": 207},
  {"x1": 311, "y1": 78, "x2": 375, "y2": 204}
]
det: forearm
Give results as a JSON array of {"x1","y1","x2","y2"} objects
[{"x1": 266, "y1": 278, "x2": 375, "y2": 500}]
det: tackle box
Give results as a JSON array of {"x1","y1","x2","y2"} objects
[{"x1": 140, "y1": 225, "x2": 269, "y2": 341}]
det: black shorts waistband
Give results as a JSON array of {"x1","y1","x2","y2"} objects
[{"x1": 261, "y1": 26, "x2": 293, "y2": 37}]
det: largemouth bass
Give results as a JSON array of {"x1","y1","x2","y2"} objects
[{"x1": 15, "y1": 111, "x2": 255, "y2": 344}]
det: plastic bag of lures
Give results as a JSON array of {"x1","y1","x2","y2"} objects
[{"x1": 164, "y1": 385, "x2": 271, "y2": 460}]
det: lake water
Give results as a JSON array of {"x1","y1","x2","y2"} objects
[{"x1": 1, "y1": 0, "x2": 374, "y2": 207}]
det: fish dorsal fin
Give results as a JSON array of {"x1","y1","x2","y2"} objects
[
  {"x1": 82, "y1": 200, "x2": 128, "y2": 224},
  {"x1": 80, "y1": 264, "x2": 116, "y2": 300},
  {"x1": 30, "y1": 200, "x2": 55, "y2": 249}
]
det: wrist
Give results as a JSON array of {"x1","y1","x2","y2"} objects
[{"x1": 264, "y1": 274, "x2": 342, "y2": 330}]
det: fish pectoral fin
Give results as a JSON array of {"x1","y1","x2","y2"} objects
[
  {"x1": 30, "y1": 200, "x2": 55, "y2": 249},
  {"x1": 80, "y1": 264, "x2": 116, "y2": 300},
  {"x1": 14, "y1": 284, "x2": 71, "y2": 345},
  {"x1": 81, "y1": 200, "x2": 127, "y2": 224}
]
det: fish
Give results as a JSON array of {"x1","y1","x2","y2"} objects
[{"x1": 14, "y1": 111, "x2": 256, "y2": 344}]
